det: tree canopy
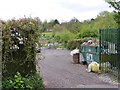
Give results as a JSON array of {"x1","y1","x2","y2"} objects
[{"x1": 106, "y1": 0, "x2": 120, "y2": 27}]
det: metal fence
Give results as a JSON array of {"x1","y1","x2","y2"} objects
[{"x1": 99, "y1": 28, "x2": 120, "y2": 80}]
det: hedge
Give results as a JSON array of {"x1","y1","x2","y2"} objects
[{"x1": 1, "y1": 17, "x2": 41, "y2": 79}]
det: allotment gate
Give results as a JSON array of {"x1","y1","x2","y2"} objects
[{"x1": 99, "y1": 28, "x2": 120, "y2": 80}]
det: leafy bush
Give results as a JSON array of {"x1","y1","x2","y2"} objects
[
  {"x1": 54, "y1": 30, "x2": 75, "y2": 48},
  {"x1": 2, "y1": 72, "x2": 45, "y2": 90},
  {"x1": 76, "y1": 31, "x2": 98, "y2": 38},
  {"x1": 1, "y1": 18, "x2": 41, "y2": 78},
  {"x1": 66, "y1": 37, "x2": 94, "y2": 50}
]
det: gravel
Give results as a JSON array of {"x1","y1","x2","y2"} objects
[{"x1": 37, "y1": 48, "x2": 119, "y2": 88}]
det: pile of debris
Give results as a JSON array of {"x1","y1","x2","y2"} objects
[{"x1": 82, "y1": 39, "x2": 99, "y2": 46}]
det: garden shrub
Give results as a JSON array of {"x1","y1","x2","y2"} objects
[
  {"x1": 54, "y1": 30, "x2": 75, "y2": 48},
  {"x1": 76, "y1": 30, "x2": 98, "y2": 39},
  {"x1": 1, "y1": 17, "x2": 41, "y2": 78},
  {"x1": 2, "y1": 72, "x2": 45, "y2": 90},
  {"x1": 66, "y1": 37, "x2": 94, "y2": 50}
]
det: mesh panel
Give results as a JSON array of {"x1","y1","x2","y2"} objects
[{"x1": 99, "y1": 28, "x2": 120, "y2": 81}]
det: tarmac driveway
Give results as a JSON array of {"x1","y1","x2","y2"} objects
[{"x1": 37, "y1": 49, "x2": 118, "y2": 88}]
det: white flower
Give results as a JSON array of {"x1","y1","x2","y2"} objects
[
  {"x1": 17, "y1": 37, "x2": 20, "y2": 40},
  {"x1": 16, "y1": 32, "x2": 18, "y2": 35},
  {"x1": 10, "y1": 47, "x2": 13, "y2": 49},
  {"x1": 12, "y1": 45, "x2": 19, "y2": 49},
  {"x1": 17, "y1": 37, "x2": 23, "y2": 41},
  {"x1": 29, "y1": 22, "x2": 32, "y2": 24},
  {"x1": 11, "y1": 34, "x2": 15, "y2": 36},
  {"x1": 20, "y1": 38, "x2": 23, "y2": 41},
  {"x1": 19, "y1": 41, "x2": 23, "y2": 44},
  {"x1": 14, "y1": 45, "x2": 18, "y2": 49}
]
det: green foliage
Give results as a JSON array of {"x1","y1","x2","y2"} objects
[
  {"x1": 2, "y1": 72, "x2": 45, "y2": 90},
  {"x1": 60, "y1": 30, "x2": 75, "y2": 42},
  {"x1": 53, "y1": 11, "x2": 117, "y2": 38},
  {"x1": 54, "y1": 30, "x2": 75, "y2": 48},
  {"x1": 79, "y1": 11, "x2": 117, "y2": 38},
  {"x1": 96, "y1": 11, "x2": 118, "y2": 28},
  {"x1": 114, "y1": 12, "x2": 120, "y2": 27},
  {"x1": 51, "y1": 11, "x2": 118, "y2": 49},
  {"x1": 106, "y1": 0, "x2": 120, "y2": 27},
  {"x1": 40, "y1": 11, "x2": 118, "y2": 50},
  {"x1": 107, "y1": 0, "x2": 120, "y2": 11},
  {"x1": 42, "y1": 32, "x2": 53, "y2": 39},
  {"x1": 52, "y1": 24, "x2": 65, "y2": 34},
  {"x1": 2, "y1": 17, "x2": 41, "y2": 78},
  {"x1": 66, "y1": 37, "x2": 93, "y2": 50},
  {"x1": 76, "y1": 30, "x2": 98, "y2": 38},
  {"x1": 41, "y1": 19, "x2": 59, "y2": 32}
]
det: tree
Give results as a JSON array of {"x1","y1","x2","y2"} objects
[
  {"x1": 54, "y1": 19, "x2": 60, "y2": 24},
  {"x1": 106, "y1": 0, "x2": 120, "y2": 27},
  {"x1": 69, "y1": 17, "x2": 79, "y2": 23},
  {"x1": 108, "y1": 0, "x2": 120, "y2": 11},
  {"x1": 41, "y1": 20, "x2": 48, "y2": 32}
]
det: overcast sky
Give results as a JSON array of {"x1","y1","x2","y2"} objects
[{"x1": 0, "y1": 0, "x2": 114, "y2": 22}]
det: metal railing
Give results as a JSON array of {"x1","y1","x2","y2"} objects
[{"x1": 99, "y1": 28, "x2": 120, "y2": 81}]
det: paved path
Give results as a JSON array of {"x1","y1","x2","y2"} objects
[{"x1": 37, "y1": 49, "x2": 118, "y2": 88}]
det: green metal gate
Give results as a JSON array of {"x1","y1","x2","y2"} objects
[{"x1": 99, "y1": 28, "x2": 120, "y2": 80}]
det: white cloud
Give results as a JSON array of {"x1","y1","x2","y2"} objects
[{"x1": 0, "y1": 0, "x2": 114, "y2": 22}]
